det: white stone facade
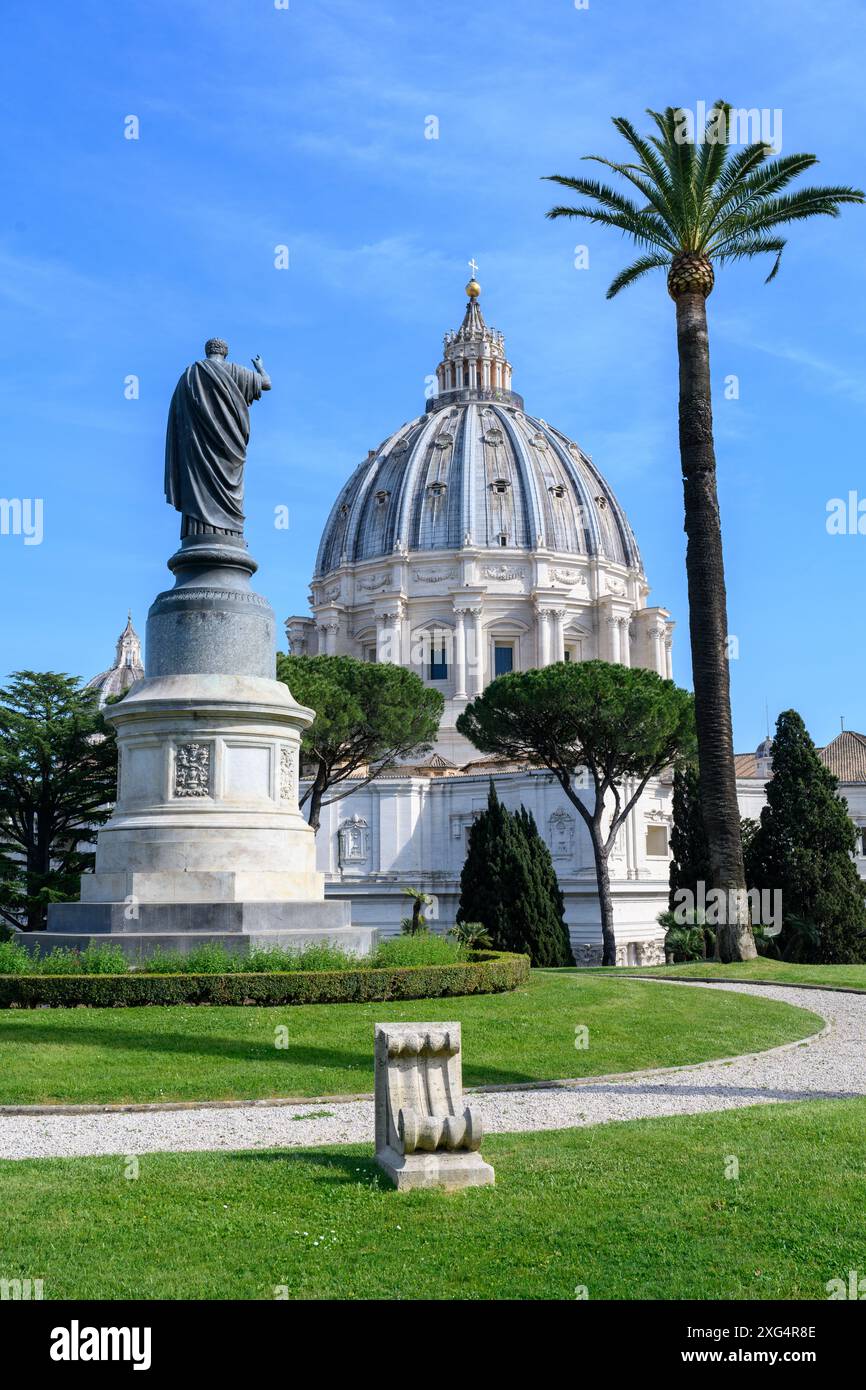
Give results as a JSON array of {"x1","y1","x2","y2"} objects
[
  {"x1": 311, "y1": 764, "x2": 672, "y2": 962},
  {"x1": 285, "y1": 282, "x2": 678, "y2": 960},
  {"x1": 280, "y1": 284, "x2": 865, "y2": 962}
]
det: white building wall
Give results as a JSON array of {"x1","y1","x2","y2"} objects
[
  {"x1": 307, "y1": 768, "x2": 866, "y2": 965},
  {"x1": 310, "y1": 768, "x2": 672, "y2": 965}
]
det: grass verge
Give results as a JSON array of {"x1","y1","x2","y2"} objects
[
  {"x1": 1, "y1": 1099, "x2": 863, "y2": 1299},
  {"x1": 0, "y1": 972, "x2": 821, "y2": 1106},
  {"x1": 588, "y1": 958, "x2": 866, "y2": 991}
]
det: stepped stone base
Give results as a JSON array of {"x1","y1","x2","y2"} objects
[
  {"x1": 23, "y1": 899, "x2": 376, "y2": 962},
  {"x1": 79, "y1": 869, "x2": 323, "y2": 904},
  {"x1": 376, "y1": 1145, "x2": 495, "y2": 1192}
]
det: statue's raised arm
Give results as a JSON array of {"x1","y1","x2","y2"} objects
[{"x1": 164, "y1": 338, "x2": 270, "y2": 539}]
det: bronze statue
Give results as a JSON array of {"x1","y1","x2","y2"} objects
[{"x1": 164, "y1": 338, "x2": 270, "y2": 538}]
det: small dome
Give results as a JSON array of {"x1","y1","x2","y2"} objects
[
  {"x1": 756, "y1": 736, "x2": 774, "y2": 758},
  {"x1": 86, "y1": 613, "x2": 144, "y2": 706}
]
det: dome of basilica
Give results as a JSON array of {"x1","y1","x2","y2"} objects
[
  {"x1": 288, "y1": 277, "x2": 673, "y2": 762},
  {"x1": 315, "y1": 288, "x2": 641, "y2": 578}
]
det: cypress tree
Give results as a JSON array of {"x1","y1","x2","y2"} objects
[
  {"x1": 668, "y1": 763, "x2": 712, "y2": 910},
  {"x1": 457, "y1": 782, "x2": 574, "y2": 966},
  {"x1": 745, "y1": 710, "x2": 866, "y2": 964}
]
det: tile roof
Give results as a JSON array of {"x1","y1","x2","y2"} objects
[
  {"x1": 736, "y1": 730, "x2": 866, "y2": 785},
  {"x1": 818, "y1": 730, "x2": 866, "y2": 784}
]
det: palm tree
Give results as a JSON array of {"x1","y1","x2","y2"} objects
[{"x1": 544, "y1": 102, "x2": 863, "y2": 963}]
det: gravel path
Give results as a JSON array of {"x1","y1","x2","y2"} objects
[{"x1": 2, "y1": 981, "x2": 864, "y2": 1162}]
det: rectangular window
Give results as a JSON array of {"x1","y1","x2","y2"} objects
[
  {"x1": 363, "y1": 645, "x2": 376, "y2": 663},
  {"x1": 494, "y1": 644, "x2": 514, "y2": 677},
  {"x1": 645, "y1": 825, "x2": 669, "y2": 857},
  {"x1": 430, "y1": 646, "x2": 448, "y2": 680}
]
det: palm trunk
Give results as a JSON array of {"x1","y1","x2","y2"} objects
[{"x1": 675, "y1": 290, "x2": 756, "y2": 963}]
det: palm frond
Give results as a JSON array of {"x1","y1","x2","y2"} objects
[
  {"x1": 647, "y1": 107, "x2": 698, "y2": 238},
  {"x1": 544, "y1": 203, "x2": 674, "y2": 252},
  {"x1": 705, "y1": 141, "x2": 775, "y2": 225},
  {"x1": 542, "y1": 173, "x2": 646, "y2": 220},
  {"x1": 610, "y1": 115, "x2": 678, "y2": 221},
  {"x1": 581, "y1": 155, "x2": 682, "y2": 237},
  {"x1": 713, "y1": 234, "x2": 787, "y2": 283},
  {"x1": 605, "y1": 252, "x2": 671, "y2": 299},
  {"x1": 693, "y1": 101, "x2": 731, "y2": 220},
  {"x1": 705, "y1": 154, "x2": 820, "y2": 244},
  {"x1": 721, "y1": 185, "x2": 865, "y2": 237}
]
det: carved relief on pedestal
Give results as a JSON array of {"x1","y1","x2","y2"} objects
[
  {"x1": 279, "y1": 745, "x2": 297, "y2": 804},
  {"x1": 174, "y1": 742, "x2": 211, "y2": 798}
]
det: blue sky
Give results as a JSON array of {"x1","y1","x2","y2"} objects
[{"x1": 1, "y1": 0, "x2": 864, "y2": 752}]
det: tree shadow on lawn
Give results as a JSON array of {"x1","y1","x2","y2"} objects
[
  {"x1": 233, "y1": 1148, "x2": 390, "y2": 1188},
  {"x1": 0, "y1": 1019, "x2": 542, "y2": 1089},
  {"x1": 0, "y1": 1018, "x2": 372, "y2": 1074}
]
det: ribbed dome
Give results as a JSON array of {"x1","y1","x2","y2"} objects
[{"x1": 315, "y1": 292, "x2": 642, "y2": 578}]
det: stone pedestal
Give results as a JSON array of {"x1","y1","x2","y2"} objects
[
  {"x1": 34, "y1": 534, "x2": 375, "y2": 961},
  {"x1": 374, "y1": 1022, "x2": 495, "y2": 1191}
]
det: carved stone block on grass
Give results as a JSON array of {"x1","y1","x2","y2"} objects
[{"x1": 374, "y1": 1022, "x2": 495, "y2": 1191}]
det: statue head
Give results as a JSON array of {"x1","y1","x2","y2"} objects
[{"x1": 205, "y1": 338, "x2": 229, "y2": 359}]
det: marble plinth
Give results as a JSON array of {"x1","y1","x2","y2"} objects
[{"x1": 34, "y1": 533, "x2": 376, "y2": 961}]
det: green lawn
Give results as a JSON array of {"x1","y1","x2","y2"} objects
[
  {"x1": 0, "y1": 972, "x2": 820, "y2": 1106},
  {"x1": 2, "y1": 1099, "x2": 864, "y2": 1299},
  {"x1": 594, "y1": 958, "x2": 866, "y2": 990}
]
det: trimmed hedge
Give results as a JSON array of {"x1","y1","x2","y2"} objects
[{"x1": 0, "y1": 950, "x2": 529, "y2": 1008}]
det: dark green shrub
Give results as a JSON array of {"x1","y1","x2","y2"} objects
[
  {"x1": 745, "y1": 711, "x2": 866, "y2": 964},
  {"x1": 0, "y1": 950, "x2": 529, "y2": 1008},
  {"x1": 371, "y1": 934, "x2": 463, "y2": 968},
  {"x1": 0, "y1": 937, "x2": 29, "y2": 974},
  {"x1": 457, "y1": 782, "x2": 573, "y2": 966}
]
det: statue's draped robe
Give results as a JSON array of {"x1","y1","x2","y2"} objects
[{"x1": 165, "y1": 359, "x2": 263, "y2": 537}]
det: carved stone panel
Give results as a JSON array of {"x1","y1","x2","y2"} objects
[
  {"x1": 412, "y1": 566, "x2": 457, "y2": 583},
  {"x1": 338, "y1": 813, "x2": 370, "y2": 864},
  {"x1": 481, "y1": 563, "x2": 526, "y2": 582},
  {"x1": 279, "y1": 745, "x2": 297, "y2": 804},
  {"x1": 174, "y1": 742, "x2": 211, "y2": 798},
  {"x1": 548, "y1": 807, "x2": 575, "y2": 859}
]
